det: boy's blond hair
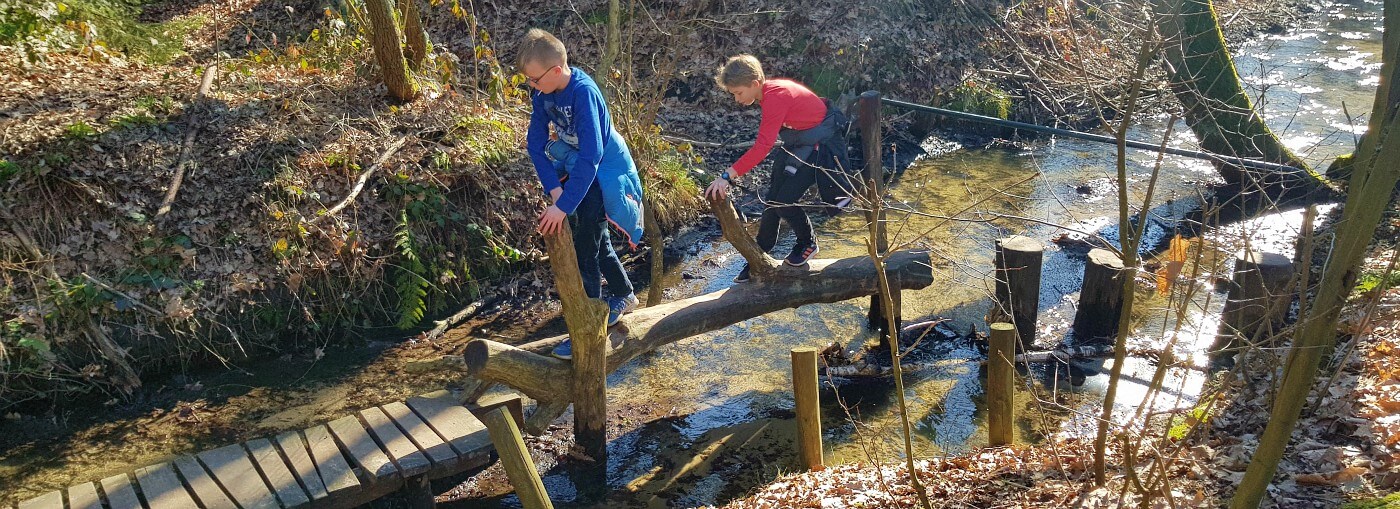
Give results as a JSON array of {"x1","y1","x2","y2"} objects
[
  {"x1": 715, "y1": 54, "x2": 765, "y2": 88},
  {"x1": 519, "y1": 28, "x2": 568, "y2": 69}
]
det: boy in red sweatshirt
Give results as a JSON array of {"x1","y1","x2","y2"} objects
[{"x1": 705, "y1": 54, "x2": 856, "y2": 283}]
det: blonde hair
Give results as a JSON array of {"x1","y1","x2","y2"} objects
[
  {"x1": 715, "y1": 54, "x2": 765, "y2": 88},
  {"x1": 518, "y1": 28, "x2": 568, "y2": 69}
]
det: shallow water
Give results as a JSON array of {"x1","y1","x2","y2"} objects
[{"x1": 506, "y1": 1, "x2": 1383, "y2": 506}]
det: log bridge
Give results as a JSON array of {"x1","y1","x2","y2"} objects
[{"x1": 461, "y1": 195, "x2": 934, "y2": 450}]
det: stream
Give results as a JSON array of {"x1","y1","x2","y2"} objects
[{"x1": 0, "y1": 0, "x2": 1382, "y2": 507}]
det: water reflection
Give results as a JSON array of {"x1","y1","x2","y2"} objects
[{"x1": 528, "y1": 0, "x2": 1383, "y2": 505}]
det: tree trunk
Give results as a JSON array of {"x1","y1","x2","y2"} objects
[
  {"x1": 1152, "y1": 0, "x2": 1321, "y2": 198},
  {"x1": 398, "y1": 0, "x2": 429, "y2": 71},
  {"x1": 365, "y1": 0, "x2": 418, "y2": 101},
  {"x1": 600, "y1": 0, "x2": 621, "y2": 98},
  {"x1": 1230, "y1": 1, "x2": 1400, "y2": 505}
]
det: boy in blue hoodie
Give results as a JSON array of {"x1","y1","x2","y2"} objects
[{"x1": 520, "y1": 28, "x2": 646, "y2": 360}]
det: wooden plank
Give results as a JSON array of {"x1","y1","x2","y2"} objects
[
  {"x1": 406, "y1": 391, "x2": 491, "y2": 460},
  {"x1": 302, "y1": 424, "x2": 360, "y2": 497},
  {"x1": 274, "y1": 430, "x2": 330, "y2": 502},
  {"x1": 468, "y1": 394, "x2": 525, "y2": 431},
  {"x1": 197, "y1": 443, "x2": 280, "y2": 509},
  {"x1": 15, "y1": 491, "x2": 63, "y2": 509},
  {"x1": 359, "y1": 407, "x2": 432, "y2": 477},
  {"x1": 66, "y1": 482, "x2": 103, "y2": 509},
  {"x1": 381, "y1": 401, "x2": 457, "y2": 466},
  {"x1": 134, "y1": 463, "x2": 199, "y2": 509},
  {"x1": 172, "y1": 455, "x2": 238, "y2": 509},
  {"x1": 99, "y1": 473, "x2": 142, "y2": 509},
  {"x1": 245, "y1": 438, "x2": 312, "y2": 508},
  {"x1": 326, "y1": 415, "x2": 399, "y2": 482}
]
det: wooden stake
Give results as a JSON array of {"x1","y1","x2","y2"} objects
[
  {"x1": 991, "y1": 236, "x2": 1044, "y2": 350},
  {"x1": 987, "y1": 323, "x2": 1016, "y2": 446},
  {"x1": 791, "y1": 347, "x2": 824, "y2": 471},
  {"x1": 1073, "y1": 248, "x2": 1127, "y2": 343},
  {"x1": 481, "y1": 406, "x2": 553, "y2": 509},
  {"x1": 541, "y1": 222, "x2": 610, "y2": 469},
  {"x1": 859, "y1": 91, "x2": 898, "y2": 340}
]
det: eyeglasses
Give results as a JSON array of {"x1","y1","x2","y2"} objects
[{"x1": 524, "y1": 65, "x2": 560, "y2": 86}]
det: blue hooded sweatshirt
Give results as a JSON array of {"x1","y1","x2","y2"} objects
[{"x1": 527, "y1": 67, "x2": 645, "y2": 249}]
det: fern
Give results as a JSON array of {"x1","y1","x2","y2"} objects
[{"x1": 393, "y1": 209, "x2": 430, "y2": 329}]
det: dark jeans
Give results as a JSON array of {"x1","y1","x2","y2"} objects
[
  {"x1": 569, "y1": 179, "x2": 633, "y2": 300},
  {"x1": 756, "y1": 159, "x2": 816, "y2": 252},
  {"x1": 755, "y1": 106, "x2": 858, "y2": 253}
]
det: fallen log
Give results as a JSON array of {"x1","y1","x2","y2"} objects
[{"x1": 463, "y1": 249, "x2": 935, "y2": 402}]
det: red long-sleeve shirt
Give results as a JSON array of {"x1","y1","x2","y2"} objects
[{"x1": 731, "y1": 79, "x2": 827, "y2": 176}]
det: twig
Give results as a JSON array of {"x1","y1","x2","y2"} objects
[
  {"x1": 155, "y1": 64, "x2": 219, "y2": 219},
  {"x1": 422, "y1": 292, "x2": 496, "y2": 341},
  {"x1": 659, "y1": 133, "x2": 771, "y2": 150},
  {"x1": 81, "y1": 272, "x2": 162, "y2": 316},
  {"x1": 307, "y1": 135, "x2": 410, "y2": 225}
]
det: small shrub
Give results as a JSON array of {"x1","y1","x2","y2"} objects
[
  {"x1": 64, "y1": 120, "x2": 97, "y2": 139},
  {"x1": 1355, "y1": 269, "x2": 1400, "y2": 296},
  {"x1": 947, "y1": 79, "x2": 1012, "y2": 119}
]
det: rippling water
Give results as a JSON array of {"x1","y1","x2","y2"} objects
[{"x1": 508, "y1": 2, "x2": 1384, "y2": 507}]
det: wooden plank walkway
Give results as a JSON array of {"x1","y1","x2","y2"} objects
[{"x1": 14, "y1": 390, "x2": 504, "y2": 509}]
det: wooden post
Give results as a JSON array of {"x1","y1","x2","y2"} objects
[
  {"x1": 790, "y1": 347, "x2": 824, "y2": 470},
  {"x1": 541, "y1": 223, "x2": 610, "y2": 469},
  {"x1": 987, "y1": 322, "x2": 1016, "y2": 447},
  {"x1": 403, "y1": 475, "x2": 434, "y2": 508},
  {"x1": 859, "y1": 91, "x2": 898, "y2": 341},
  {"x1": 1073, "y1": 248, "x2": 1127, "y2": 344},
  {"x1": 991, "y1": 236, "x2": 1044, "y2": 350},
  {"x1": 481, "y1": 406, "x2": 554, "y2": 509},
  {"x1": 1214, "y1": 249, "x2": 1294, "y2": 354}
]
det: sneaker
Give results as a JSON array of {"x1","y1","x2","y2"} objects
[
  {"x1": 551, "y1": 338, "x2": 573, "y2": 360},
  {"x1": 785, "y1": 241, "x2": 819, "y2": 266},
  {"x1": 831, "y1": 196, "x2": 852, "y2": 209},
  {"x1": 733, "y1": 263, "x2": 751, "y2": 283},
  {"x1": 607, "y1": 293, "x2": 639, "y2": 326}
]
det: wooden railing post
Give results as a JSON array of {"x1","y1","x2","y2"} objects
[
  {"x1": 482, "y1": 406, "x2": 554, "y2": 509},
  {"x1": 790, "y1": 347, "x2": 824, "y2": 470},
  {"x1": 541, "y1": 223, "x2": 609, "y2": 471},
  {"x1": 990, "y1": 236, "x2": 1044, "y2": 351},
  {"x1": 859, "y1": 91, "x2": 899, "y2": 342},
  {"x1": 987, "y1": 323, "x2": 1016, "y2": 447},
  {"x1": 1073, "y1": 248, "x2": 1127, "y2": 344}
]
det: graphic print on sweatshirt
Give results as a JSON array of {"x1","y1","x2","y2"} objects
[{"x1": 544, "y1": 100, "x2": 579, "y2": 147}]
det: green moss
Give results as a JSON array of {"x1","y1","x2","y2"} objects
[
  {"x1": 1339, "y1": 492, "x2": 1400, "y2": 509},
  {"x1": 1328, "y1": 152, "x2": 1355, "y2": 181}
]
